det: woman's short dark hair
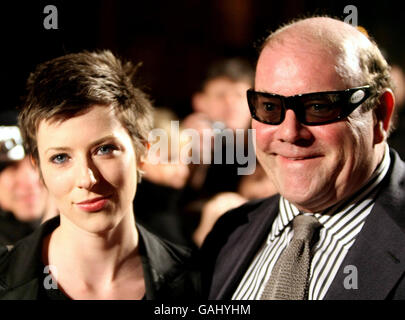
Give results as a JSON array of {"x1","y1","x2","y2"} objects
[{"x1": 19, "y1": 50, "x2": 153, "y2": 179}]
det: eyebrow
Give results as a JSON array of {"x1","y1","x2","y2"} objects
[{"x1": 44, "y1": 135, "x2": 118, "y2": 155}]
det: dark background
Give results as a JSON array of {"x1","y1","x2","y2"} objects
[{"x1": 1, "y1": 0, "x2": 404, "y2": 118}]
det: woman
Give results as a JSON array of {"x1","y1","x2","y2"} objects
[{"x1": 0, "y1": 50, "x2": 200, "y2": 300}]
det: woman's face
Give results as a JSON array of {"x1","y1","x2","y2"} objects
[{"x1": 37, "y1": 105, "x2": 138, "y2": 234}]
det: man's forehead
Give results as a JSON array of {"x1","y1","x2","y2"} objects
[
  {"x1": 255, "y1": 42, "x2": 343, "y2": 95},
  {"x1": 256, "y1": 53, "x2": 300, "y2": 83}
]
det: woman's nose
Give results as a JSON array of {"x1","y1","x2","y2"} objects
[{"x1": 76, "y1": 160, "x2": 97, "y2": 190}]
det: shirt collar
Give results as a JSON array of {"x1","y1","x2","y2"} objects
[{"x1": 269, "y1": 144, "x2": 391, "y2": 242}]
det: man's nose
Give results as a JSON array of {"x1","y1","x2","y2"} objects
[{"x1": 274, "y1": 109, "x2": 312, "y2": 143}]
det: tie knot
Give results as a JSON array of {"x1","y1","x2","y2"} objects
[{"x1": 292, "y1": 215, "x2": 321, "y2": 241}]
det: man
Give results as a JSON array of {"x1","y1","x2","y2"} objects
[
  {"x1": 201, "y1": 16, "x2": 405, "y2": 300},
  {"x1": 180, "y1": 58, "x2": 259, "y2": 245},
  {"x1": 189, "y1": 57, "x2": 254, "y2": 132},
  {"x1": 182, "y1": 57, "x2": 255, "y2": 196},
  {"x1": 0, "y1": 110, "x2": 49, "y2": 245}
]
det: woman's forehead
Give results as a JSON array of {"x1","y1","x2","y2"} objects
[{"x1": 36, "y1": 105, "x2": 131, "y2": 149}]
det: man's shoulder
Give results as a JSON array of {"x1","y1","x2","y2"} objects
[
  {"x1": 199, "y1": 195, "x2": 280, "y2": 298},
  {"x1": 202, "y1": 195, "x2": 279, "y2": 250},
  {"x1": 376, "y1": 148, "x2": 405, "y2": 228}
]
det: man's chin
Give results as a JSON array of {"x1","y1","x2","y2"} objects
[
  {"x1": 14, "y1": 210, "x2": 43, "y2": 222},
  {"x1": 279, "y1": 187, "x2": 324, "y2": 212}
]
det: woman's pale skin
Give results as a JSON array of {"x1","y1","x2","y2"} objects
[{"x1": 37, "y1": 105, "x2": 145, "y2": 299}]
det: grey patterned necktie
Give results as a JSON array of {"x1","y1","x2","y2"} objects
[{"x1": 261, "y1": 214, "x2": 321, "y2": 300}]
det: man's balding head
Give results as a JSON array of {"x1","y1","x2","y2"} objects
[{"x1": 260, "y1": 17, "x2": 393, "y2": 117}]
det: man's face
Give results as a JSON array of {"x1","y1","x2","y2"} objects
[
  {"x1": 253, "y1": 42, "x2": 380, "y2": 212},
  {"x1": 0, "y1": 157, "x2": 48, "y2": 221},
  {"x1": 194, "y1": 77, "x2": 251, "y2": 130}
]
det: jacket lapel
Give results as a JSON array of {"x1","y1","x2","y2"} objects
[
  {"x1": 0, "y1": 279, "x2": 40, "y2": 299},
  {"x1": 325, "y1": 151, "x2": 405, "y2": 299},
  {"x1": 210, "y1": 196, "x2": 280, "y2": 299}
]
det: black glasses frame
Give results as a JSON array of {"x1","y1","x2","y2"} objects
[{"x1": 247, "y1": 85, "x2": 374, "y2": 126}]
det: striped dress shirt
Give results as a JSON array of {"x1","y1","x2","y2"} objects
[{"x1": 232, "y1": 145, "x2": 391, "y2": 300}]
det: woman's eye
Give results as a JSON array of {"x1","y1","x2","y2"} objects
[
  {"x1": 51, "y1": 154, "x2": 69, "y2": 164},
  {"x1": 96, "y1": 144, "x2": 117, "y2": 155}
]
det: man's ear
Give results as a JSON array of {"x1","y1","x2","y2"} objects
[{"x1": 373, "y1": 89, "x2": 395, "y2": 144}]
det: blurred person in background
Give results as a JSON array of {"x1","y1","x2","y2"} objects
[
  {"x1": 182, "y1": 57, "x2": 254, "y2": 194},
  {"x1": 388, "y1": 64, "x2": 405, "y2": 159},
  {"x1": 181, "y1": 58, "x2": 262, "y2": 243},
  {"x1": 0, "y1": 110, "x2": 49, "y2": 245},
  {"x1": 190, "y1": 57, "x2": 253, "y2": 132},
  {"x1": 134, "y1": 107, "x2": 192, "y2": 247}
]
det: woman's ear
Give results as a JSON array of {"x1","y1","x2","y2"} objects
[
  {"x1": 141, "y1": 141, "x2": 151, "y2": 162},
  {"x1": 138, "y1": 141, "x2": 151, "y2": 169},
  {"x1": 29, "y1": 154, "x2": 38, "y2": 168},
  {"x1": 373, "y1": 89, "x2": 395, "y2": 144},
  {"x1": 30, "y1": 154, "x2": 47, "y2": 187}
]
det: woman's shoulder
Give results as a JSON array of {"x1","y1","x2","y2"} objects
[{"x1": 137, "y1": 223, "x2": 195, "y2": 267}]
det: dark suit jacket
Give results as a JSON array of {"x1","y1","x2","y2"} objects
[{"x1": 201, "y1": 149, "x2": 405, "y2": 300}]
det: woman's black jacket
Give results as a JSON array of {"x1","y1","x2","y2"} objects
[{"x1": 0, "y1": 216, "x2": 200, "y2": 300}]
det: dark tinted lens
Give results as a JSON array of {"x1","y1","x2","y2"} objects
[
  {"x1": 301, "y1": 93, "x2": 342, "y2": 123},
  {"x1": 253, "y1": 94, "x2": 283, "y2": 124},
  {"x1": 248, "y1": 86, "x2": 371, "y2": 126}
]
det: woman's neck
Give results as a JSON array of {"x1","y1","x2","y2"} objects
[{"x1": 43, "y1": 212, "x2": 144, "y2": 297}]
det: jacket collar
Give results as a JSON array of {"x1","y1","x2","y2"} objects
[{"x1": 324, "y1": 149, "x2": 405, "y2": 299}]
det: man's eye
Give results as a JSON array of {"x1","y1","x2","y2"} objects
[
  {"x1": 96, "y1": 144, "x2": 117, "y2": 155},
  {"x1": 263, "y1": 103, "x2": 277, "y2": 112},
  {"x1": 50, "y1": 154, "x2": 68, "y2": 164},
  {"x1": 310, "y1": 104, "x2": 329, "y2": 111},
  {"x1": 305, "y1": 101, "x2": 334, "y2": 113}
]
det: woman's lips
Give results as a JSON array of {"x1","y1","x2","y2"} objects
[{"x1": 76, "y1": 196, "x2": 111, "y2": 212}]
